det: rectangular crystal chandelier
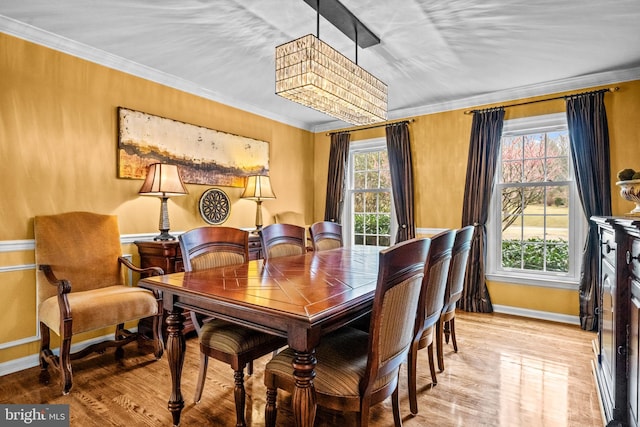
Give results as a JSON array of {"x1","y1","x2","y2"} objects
[{"x1": 275, "y1": 34, "x2": 388, "y2": 125}]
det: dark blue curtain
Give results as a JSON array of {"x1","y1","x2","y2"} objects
[
  {"x1": 386, "y1": 122, "x2": 415, "y2": 243},
  {"x1": 460, "y1": 108, "x2": 505, "y2": 313},
  {"x1": 566, "y1": 90, "x2": 612, "y2": 331},
  {"x1": 324, "y1": 132, "x2": 351, "y2": 223}
]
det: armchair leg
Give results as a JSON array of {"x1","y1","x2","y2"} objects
[
  {"x1": 38, "y1": 323, "x2": 51, "y2": 385},
  {"x1": 233, "y1": 370, "x2": 247, "y2": 427},
  {"x1": 408, "y1": 342, "x2": 419, "y2": 415},
  {"x1": 391, "y1": 385, "x2": 402, "y2": 427},
  {"x1": 427, "y1": 343, "x2": 438, "y2": 386},
  {"x1": 194, "y1": 353, "x2": 209, "y2": 404},
  {"x1": 115, "y1": 323, "x2": 125, "y2": 360},
  {"x1": 152, "y1": 312, "x2": 164, "y2": 359},
  {"x1": 265, "y1": 387, "x2": 277, "y2": 427},
  {"x1": 60, "y1": 334, "x2": 73, "y2": 395},
  {"x1": 436, "y1": 318, "x2": 445, "y2": 372},
  {"x1": 450, "y1": 318, "x2": 458, "y2": 352}
]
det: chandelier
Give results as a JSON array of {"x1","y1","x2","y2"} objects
[{"x1": 275, "y1": 0, "x2": 387, "y2": 125}]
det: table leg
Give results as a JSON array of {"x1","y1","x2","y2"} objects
[
  {"x1": 292, "y1": 349, "x2": 317, "y2": 427},
  {"x1": 166, "y1": 308, "x2": 185, "y2": 426}
]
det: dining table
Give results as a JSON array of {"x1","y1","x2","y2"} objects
[{"x1": 138, "y1": 245, "x2": 382, "y2": 427}]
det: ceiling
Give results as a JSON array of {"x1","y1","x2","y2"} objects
[{"x1": 2, "y1": 0, "x2": 640, "y2": 131}]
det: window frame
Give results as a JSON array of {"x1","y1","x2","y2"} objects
[
  {"x1": 342, "y1": 137, "x2": 397, "y2": 248},
  {"x1": 486, "y1": 113, "x2": 586, "y2": 290}
]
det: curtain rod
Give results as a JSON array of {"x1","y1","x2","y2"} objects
[
  {"x1": 463, "y1": 87, "x2": 619, "y2": 115},
  {"x1": 326, "y1": 118, "x2": 415, "y2": 136}
]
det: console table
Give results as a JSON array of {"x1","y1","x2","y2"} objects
[{"x1": 134, "y1": 233, "x2": 263, "y2": 338}]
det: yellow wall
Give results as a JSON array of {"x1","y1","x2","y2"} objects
[
  {"x1": 313, "y1": 81, "x2": 640, "y2": 319},
  {"x1": 2, "y1": 28, "x2": 640, "y2": 368},
  {"x1": 0, "y1": 33, "x2": 313, "y2": 363}
]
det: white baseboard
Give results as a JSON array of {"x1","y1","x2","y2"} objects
[{"x1": 492, "y1": 304, "x2": 580, "y2": 325}]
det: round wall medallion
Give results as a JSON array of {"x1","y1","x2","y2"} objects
[{"x1": 199, "y1": 188, "x2": 231, "y2": 225}]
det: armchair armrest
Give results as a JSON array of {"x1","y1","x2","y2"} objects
[
  {"x1": 118, "y1": 256, "x2": 164, "y2": 276},
  {"x1": 39, "y1": 265, "x2": 72, "y2": 294}
]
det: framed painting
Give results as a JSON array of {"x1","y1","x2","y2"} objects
[{"x1": 117, "y1": 107, "x2": 269, "y2": 187}]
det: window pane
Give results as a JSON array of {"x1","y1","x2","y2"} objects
[
  {"x1": 354, "y1": 153, "x2": 366, "y2": 171},
  {"x1": 365, "y1": 235, "x2": 378, "y2": 246},
  {"x1": 365, "y1": 193, "x2": 377, "y2": 212},
  {"x1": 502, "y1": 161, "x2": 522, "y2": 183},
  {"x1": 354, "y1": 172, "x2": 366, "y2": 190},
  {"x1": 366, "y1": 152, "x2": 379, "y2": 170},
  {"x1": 523, "y1": 159, "x2": 545, "y2": 182},
  {"x1": 379, "y1": 214, "x2": 391, "y2": 234},
  {"x1": 354, "y1": 214, "x2": 364, "y2": 233},
  {"x1": 379, "y1": 169, "x2": 391, "y2": 188},
  {"x1": 547, "y1": 157, "x2": 569, "y2": 182},
  {"x1": 379, "y1": 236, "x2": 391, "y2": 246},
  {"x1": 353, "y1": 192, "x2": 364, "y2": 212},
  {"x1": 379, "y1": 192, "x2": 391, "y2": 213},
  {"x1": 354, "y1": 234, "x2": 364, "y2": 245},
  {"x1": 379, "y1": 151, "x2": 389, "y2": 170},
  {"x1": 366, "y1": 171, "x2": 379, "y2": 189}
]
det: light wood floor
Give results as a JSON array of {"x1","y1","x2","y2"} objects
[{"x1": 0, "y1": 312, "x2": 603, "y2": 426}]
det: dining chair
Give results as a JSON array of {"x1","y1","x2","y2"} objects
[
  {"x1": 259, "y1": 223, "x2": 307, "y2": 259},
  {"x1": 264, "y1": 237, "x2": 431, "y2": 427},
  {"x1": 309, "y1": 221, "x2": 343, "y2": 251},
  {"x1": 34, "y1": 211, "x2": 164, "y2": 395},
  {"x1": 178, "y1": 226, "x2": 287, "y2": 427},
  {"x1": 437, "y1": 225, "x2": 474, "y2": 372},
  {"x1": 407, "y1": 229, "x2": 455, "y2": 415}
]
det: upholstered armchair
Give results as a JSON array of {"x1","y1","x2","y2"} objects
[{"x1": 34, "y1": 211, "x2": 164, "y2": 395}]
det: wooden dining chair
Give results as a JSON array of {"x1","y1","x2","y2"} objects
[
  {"x1": 437, "y1": 225, "x2": 474, "y2": 372},
  {"x1": 408, "y1": 229, "x2": 455, "y2": 415},
  {"x1": 264, "y1": 237, "x2": 431, "y2": 427},
  {"x1": 309, "y1": 221, "x2": 343, "y2": 251},
  {"x1": 259, "y1": 223, "x2": 306, "y2": 259},
  {"x1": 178, "y1": 226, "x2": 286, "y2": 427},
  {"x1": 34, "y1": 211, "x2": 164, "y2": 395}
]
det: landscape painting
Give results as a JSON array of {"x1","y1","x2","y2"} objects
[{"x1": 117, "y1": 107, "x2": 269, "y2": 187}]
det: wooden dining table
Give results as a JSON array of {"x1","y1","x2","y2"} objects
[{"x1": 138, "y1": 245, "x2": 381, "y2": 427}]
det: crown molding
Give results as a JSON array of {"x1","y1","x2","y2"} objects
[{"x1": 3, "y1": 15, "x2": 639, "y2": 135}]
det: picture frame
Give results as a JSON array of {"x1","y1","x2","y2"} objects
[{"x1": 117, "y1": 107, "x2": 269, "y2": 187}]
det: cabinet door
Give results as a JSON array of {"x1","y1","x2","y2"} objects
[
  {"x1": 630, "y1": 282, "x2": 640, "y2": 427},
  {"x1": 602, "y1": 252, "x2": 616, "y2": 406}
]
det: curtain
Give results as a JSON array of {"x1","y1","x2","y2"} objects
[
  {"x1": 386, "y1": 122, "x2": 416, "y2": 242},
  {"x1": 324, "y1": 132, "x2": 351, "y2": 223},
  {"x1": 566, "y1": 90, "x2": 612, "y2": 331},
  {"x1": 459, "y1": 108, "x2": 505, "y2": 313}
]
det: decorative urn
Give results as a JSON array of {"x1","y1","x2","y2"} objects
[{"x1": 616, "y1": 179, "x2": 640, "y2": 216}]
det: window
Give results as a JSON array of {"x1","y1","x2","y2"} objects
[
  {"x1": 342, "y1": 138, "x2": 396, "y2": 247},
  {"x1": 487, "y1": 113, "x2": 585, "y2": 288}
]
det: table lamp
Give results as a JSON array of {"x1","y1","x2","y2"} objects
[
  {"x1": 139, "y1": 163, "x2": 188, "y2": 241},
  {"x1": 241, "y1": 175, "x2": 276, "y2": 230}
]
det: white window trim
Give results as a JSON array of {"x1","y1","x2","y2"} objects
[
  {"x1": 486, "y1": 113, "x2": 586, "y2": 290},
  {"x1": 342, "y1": 137, "x2": 397, "y2": 248}
]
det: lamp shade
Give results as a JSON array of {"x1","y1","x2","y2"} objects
[
  {"x1": 138, "y1": 163, "x2": 188, "y2": 197},
  {"x1": 241, "y1": 175, "x2": 276, "y2": 200}
]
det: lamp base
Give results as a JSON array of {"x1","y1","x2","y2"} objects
[{"x1": 153, "y1": 230, "x2": 176, "y2": 241}]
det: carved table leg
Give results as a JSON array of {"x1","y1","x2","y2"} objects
[
  {"x1": 166, "y1": 308, "x2": 185, "y2": 426},
  {"x1": 292, "y1": 349, "x2": 317, "y2": 427}
]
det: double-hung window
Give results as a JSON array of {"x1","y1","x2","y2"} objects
[
  {"x1": 342, "y1": 138, "x2": 396, "y2": 247},
  {"x1": 486, "y1": 113, "x2": 586, "y2": 288}
]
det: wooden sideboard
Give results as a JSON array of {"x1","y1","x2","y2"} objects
[
  {"x1": 592, "y1": 216, "x2": 640, "y2": 427},
  {"x1": 134, "y1": 233, "x2": 263, "y2": 338}
]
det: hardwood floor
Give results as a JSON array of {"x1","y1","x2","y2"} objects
[{"x1": 0, "y1": 312, "x2": 603, "y2": 426}]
